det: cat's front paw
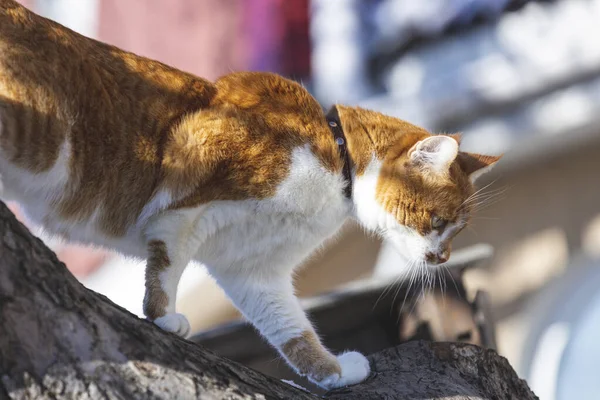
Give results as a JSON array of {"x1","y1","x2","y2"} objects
[
  {"x1": 317, "y1": 351, "x2": 371, "y2": 390},
  {"x1": 153, "y1": 313, "x2": 191, "y2": 338}
]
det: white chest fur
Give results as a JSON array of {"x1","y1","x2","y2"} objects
[{"x1": 145, "y1": 144, "x2": 351, "y2": 274}]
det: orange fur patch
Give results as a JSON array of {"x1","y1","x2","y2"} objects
[
  {"x1": 143, "y1": 240, "x2": 170, "y2": 320},
  {"x1": 281, "y1": 330, "x2": 341, "y2": 381}
]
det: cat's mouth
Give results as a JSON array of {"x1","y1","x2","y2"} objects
[{"x1": 384, "y1": 228, "x2": 445, "y2": 264}]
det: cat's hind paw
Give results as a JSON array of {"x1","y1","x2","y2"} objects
[
  {"x1": 317, "y1": 351, "x2": 371, "y2": 390},
  {"x1": 153, "y1": 313, "x2": 191, "y2": 338}
]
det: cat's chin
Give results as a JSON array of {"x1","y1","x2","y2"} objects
[
  {"x1": 425, "y1": 261, "x2": 447, "y2": 270},
  {"x1": 396, "y1": 253, "x2": 448, "y2": 272},
  {"x1": 384, "y1": 231, "x2": 430, "y2": 265}
]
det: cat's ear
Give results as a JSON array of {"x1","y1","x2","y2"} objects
[
  {"x1": 408, "y1": 135, "x2": 459, "y2": 175},
  {"x1": 446, "y1": 133, "x2": 462, "y2": 144},
  {"x1": 456, "y1": 152, "x2": 502, "y2": 183}
]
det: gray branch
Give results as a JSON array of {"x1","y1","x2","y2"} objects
[{"x1": 0, "y1": 202, "x2": 537, "y2": 399}]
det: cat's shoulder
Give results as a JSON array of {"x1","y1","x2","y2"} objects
[{"x1": 214, "y1": 72, "x2": 322, "y2": 119}]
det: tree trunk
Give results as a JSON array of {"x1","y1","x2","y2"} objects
[{"x1": 0, "y1": 202, "x2": 537, "y2": 400}]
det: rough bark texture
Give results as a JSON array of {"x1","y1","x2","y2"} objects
[{"x1": 0, "y1": 202, "x2": 537, "y2": 399}]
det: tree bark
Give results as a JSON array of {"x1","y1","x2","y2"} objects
[{"x1": 0, "y1": 201, "x2": 537, "y2": 400}]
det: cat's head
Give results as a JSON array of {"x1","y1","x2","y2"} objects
[{"x1": 337, "y1": 106, "x2": 501, "y2": 266}]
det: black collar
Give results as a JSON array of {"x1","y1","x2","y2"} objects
[{"x1": 326, "y1": 106, "x2": 353, "y2": 199}]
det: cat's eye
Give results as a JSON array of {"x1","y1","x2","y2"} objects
[{"x1": 431, "y1": 215, "x2": 448, "y2": 231}]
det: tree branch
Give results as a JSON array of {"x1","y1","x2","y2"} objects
[{"x1": 0, "y1": 202, "x2": 537, "y2": 399}]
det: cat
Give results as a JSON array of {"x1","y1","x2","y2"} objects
[{"x1": 0, "y1": 0, "x2": 501, "y2": 390}]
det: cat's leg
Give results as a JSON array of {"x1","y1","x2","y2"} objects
[
  {"x1": 142, "y1": 209, "x2": 205, "y2": 338},
  {"x1": 142, "y1": 239, "x2": 191, "y2": 337},
  {"x1": 213, "y1": 272, "x2": 371, "y2": 389}
]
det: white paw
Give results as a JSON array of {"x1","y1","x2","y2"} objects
[
  {"x1": 317, "y1": 351, "x2": 371, "y2": 390},
  {"x1": 154, "y1": 313, "x2": 191, "y2": 338}
]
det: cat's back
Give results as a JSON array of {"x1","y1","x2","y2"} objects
[
  {"x1": 0, "y1": 0, "x2": 217, "y2": 249},
  {"x1": 160, "y1": 72, "x2": 344, "y2": 209},
  {"x1": 0, "y1": 2, "x2": 342, "y2": 251}
]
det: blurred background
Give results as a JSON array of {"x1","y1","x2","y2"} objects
[{"x1": 11, "y1": 0, "x2": 600, "y2": 398}]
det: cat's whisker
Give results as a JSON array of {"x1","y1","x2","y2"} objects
[
  {"x1": 397, "y1": 259, "x2": 418, "y2": 317},
  {"x1": 440, "y1": 269, "x2": 447, "y2": 310},
  {"x1": 419, "y1": 267, "x2": 426, "y2": 301},
  {"x1": 443, "y1": 264, "x2": 462, "y2": 300},
  {"x1": 424, "y1": 269, "x2": 431, "y2": 302},
  {"x1": 425, "y1": 266, "x2": 433, "y2": 296},
  {"x1": 463, "y1": 191, "x2": 503, "y2": 206},
  {"x1": 463, "y1": 189, "x2": 507, "y2": 209},
  {"x1": 372, "y1": 283, "x2": 392, "y2": 311},
  {"x1": 467, "y1": 185, "x2": 512, "y2": 209},
  {"x1": 470, "y1": 188, "x2": 507, "y2": 201},
  {"x1": 417, "y1": 262, "x2": 426, "y2": 301},
  {"x1": 405, "y1": 260, "x2": 427, "y2": 318},
  {"x1": 428, "y1": 267, "x2": 435, "y2": 295},
  {"x1": 463, "y1": 179, "x2": 500, "y2": 201},
  {"x1": 467, "y1": 183, "x2": 506, "y2": 198},
  {"x1": 372, "y1": 268, "x2": 406, "y2": 311},
  {"x1": 470, "y1": 195, "x2": 507, "y2": 214},
  {"x1": 468, "y1": 192, "x2": 507, "y2": 212},
  {"x1": 462, "y1": 191, "x2": 507, "y2": 212},
  {"x1": 373, "y1": 281, "x2": 394, "y2": 310},
  {"x1": 466, "y1": 225, "x2": 479, "y2": 237}
]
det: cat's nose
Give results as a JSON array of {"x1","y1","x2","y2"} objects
[
  {"x1": 438, "y1": 251, "x2": 449, "y2": 263},
  {"x1": 426, "y1": 250, "x2": 449, "y2": 264}
]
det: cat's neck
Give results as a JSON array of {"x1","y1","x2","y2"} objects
[
  {"x1": 335, "y1": 105, "x2": 430, "y2": 177},
  {"x1": 325, "y1": 107, "x2": 353, "y2": 199},
  {"x1": 335, "y1": 105, "x2": 433, "y2": 226}
]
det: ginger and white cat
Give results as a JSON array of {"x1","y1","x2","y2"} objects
[{"x1": 0, "y1": 0, "x2": 501, "y2": 389}]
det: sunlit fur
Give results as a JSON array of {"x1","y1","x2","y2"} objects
[
  {"x1": 340, "y1": 106, "x2": 499, "y2": 265},
  {"x1": 0, "y1": 0, "x2": 501, "y2": 390}
]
